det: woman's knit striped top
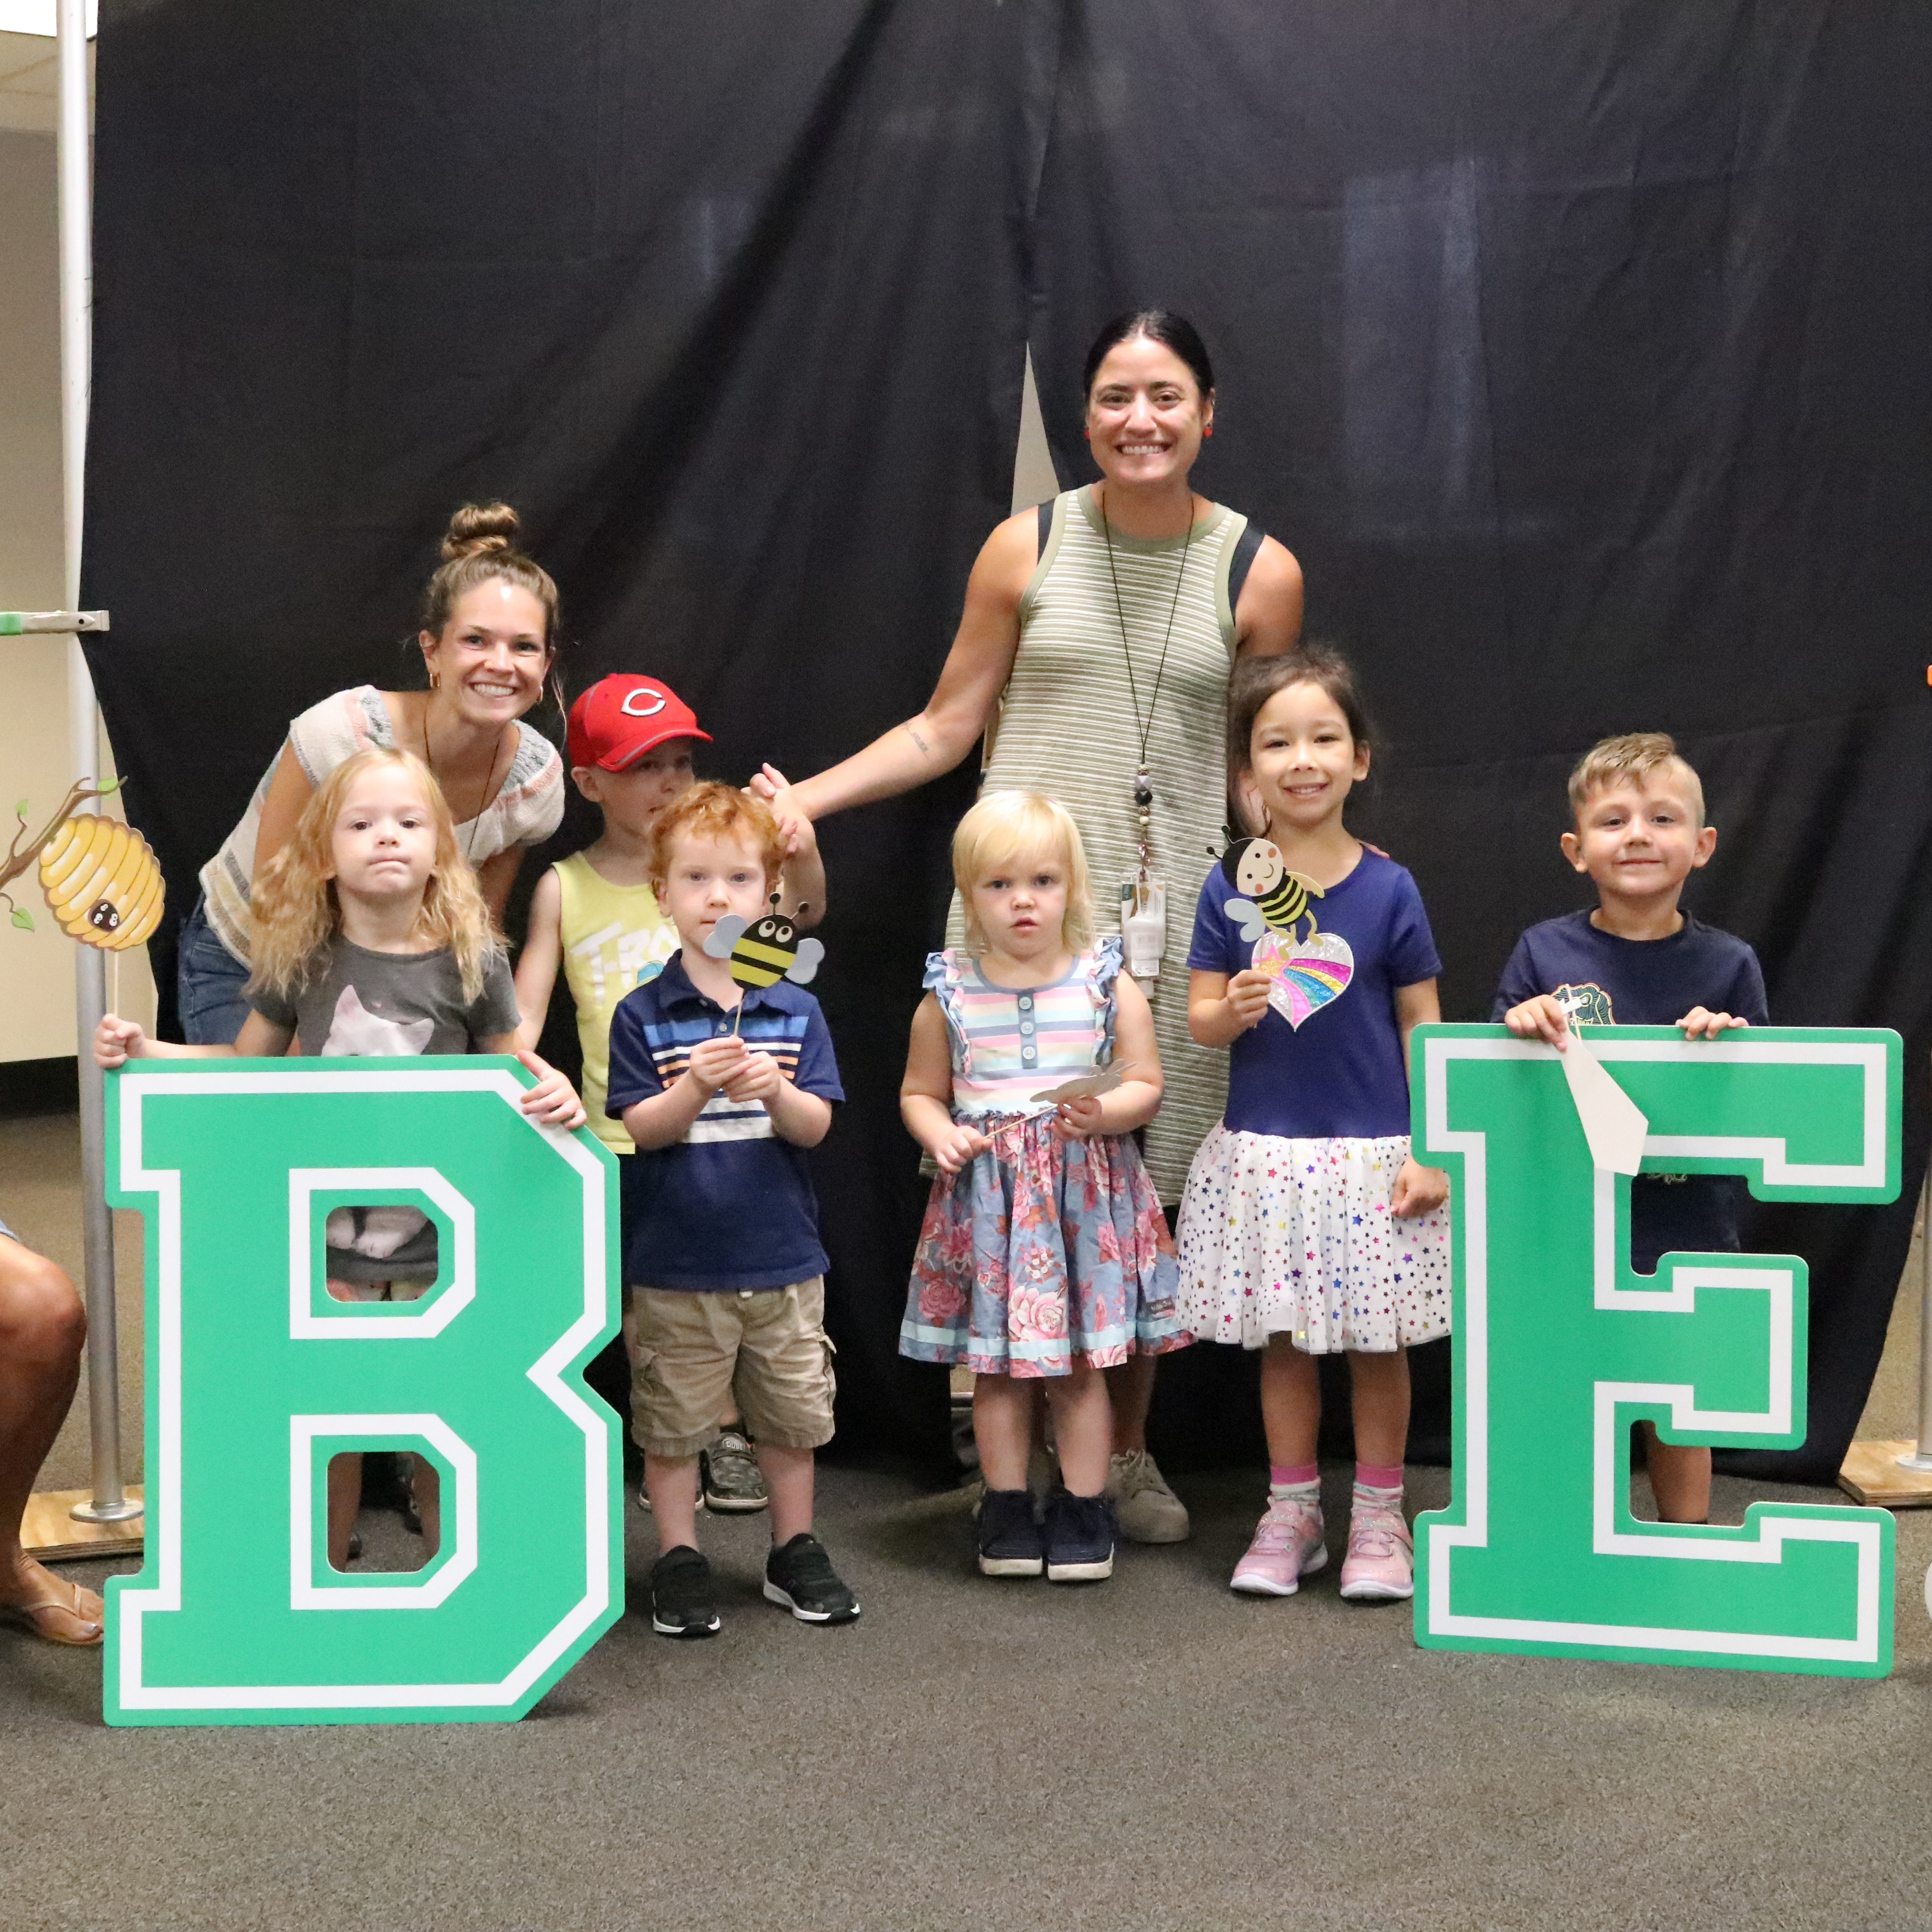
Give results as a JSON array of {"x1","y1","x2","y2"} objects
[{"x1": 961, "y1": 484, "x2": 1249, "y2": 1201}]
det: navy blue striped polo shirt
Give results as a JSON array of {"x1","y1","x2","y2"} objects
[{"x1": 605, "y1": 951, "x2": 843, "y2": 1291}]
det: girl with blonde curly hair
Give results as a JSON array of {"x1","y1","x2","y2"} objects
[{"x1": 95, "y1": 747, "x2": 584, "y2": 1568}]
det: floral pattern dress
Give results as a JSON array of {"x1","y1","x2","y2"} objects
[{"x1": 899, "y1": 941, "x2": 1189, "y2": 1378}]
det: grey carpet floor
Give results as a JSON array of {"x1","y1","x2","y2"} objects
[
  {"x1": 7, "y1": 1108, "x2": 1932, "y2": 1929},
  {"x1": 7, "y1": 1462, "x2": 1932, "y2": 1932}
]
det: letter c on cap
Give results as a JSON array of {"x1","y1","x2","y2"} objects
[{"x1": 620, "y1": 688, "x2": 667, "y2": 718}]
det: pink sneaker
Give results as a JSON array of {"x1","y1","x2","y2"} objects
[
  {"x1": 1338, "y1": 1496, "x2": 1414, "y2": 1602},
  {"x1": 1229, "y1": 1495, "x2": 1327, "y2": 1596}
]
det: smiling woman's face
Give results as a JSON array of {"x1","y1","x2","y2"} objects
[
  {"x1": 1084, "y1": 335, "x2": 1213, "y2": 491},
  {"x1": 419, "y1": 578, "x2": 552, "y2": 730}
]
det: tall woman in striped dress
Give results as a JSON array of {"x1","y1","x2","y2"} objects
[{"x1": 759, "y1": 312, "x2": 1303, "y2": 1541}]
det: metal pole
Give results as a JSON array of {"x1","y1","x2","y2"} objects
[
  {"x1": 57, "y1": 0, "x2": 138, "y2": 1525},
  {"x1": 1898, "y1": 1157, "x2": 1932, "y2": 1473}
]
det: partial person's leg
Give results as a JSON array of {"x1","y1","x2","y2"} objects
[
  {"x1": 973, "y1": 1374, "x2": 1036, "y2": 1492},
  {"x1": 644, "y1": 1454, "x2": 701, "y2": 1551},
  {"x1": 1339, "y1": 1348, "x2": 1414, "y2": 1603},
  {"x1": 1641, "y1": 1427, "x2": 1712, "y2": 1524},
  {"x1": 327, "y1": 1452, "x2": 364, "y2": 1571},
  {"x1": 0, "y1": 1236, "x2": 99, "y2": 1643},
  {"x1": 1103, "y1": 1353, "x2": 1157, "y2": 1456},
  {"x1": 1041, "y1": 1363, "x2": 1118, "y2": 1582},
  {"x1": 1258, "y1": 1336, "x2": 1322, "y2": 1468},
  {"x1": 1234, "y1": 1339, "x2": 1326, "y2": 1597},
  {"x1": 1345, "y1": 1348, "x2": 1410, "y2": 1470},
  {"x1": 756, "y1": 1443, "x2": 815, "y2": 1544},
  {"x1": 1042, "y1": 1363, "x2": 1111, "y2": 1497},
  {"x1": 1102, "y1": 1201, "x2": 1191, "y2": 1542}
]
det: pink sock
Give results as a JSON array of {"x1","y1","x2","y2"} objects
[
  {"x1": 1270, "y1": 1463, "x2": 1318, "y2": 1490},
  {"x1": 1355, "y1": 1462, "x2": 1404, "y2": 1492}
]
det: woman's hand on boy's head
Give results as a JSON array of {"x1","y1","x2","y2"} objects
[
  {"x1": 1392, "y1": 1157, "x2": 1449, "y2": 1218},
  {"x1": 1502, "y1": 994, "x2": 1574, "y2": 1049},
  {"x1": 1676, "y1": 1007, "x2": 1749, "y2": 1040},
  {"x1": 750, "y1": 764, "x2": 814, "y2": 855},
  {"x1": 94, "y1": 1014, "x2": 144, "y2": 1068},
  {"x1": 514, "y1": 1050, "x2": 587, "y2": 1131}
]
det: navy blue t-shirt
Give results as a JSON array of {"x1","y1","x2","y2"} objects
[
  {"x1": 1492, "y1": 910, "x2": 1769, "y2": 1267},
  {"x1": 606, "y1": 952, "x2": 843, "y2": 1292},
  {"x1": 1187, "y1": 848, "x2": 1442, "y2": 1138}
]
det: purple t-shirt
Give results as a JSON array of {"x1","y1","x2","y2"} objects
[{"x1": 1187, "y1": 848, "x2": 1442, "y2": 1139}]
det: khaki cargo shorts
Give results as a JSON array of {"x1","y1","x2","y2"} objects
[{"x1": 630, "y1": 1276, "x2": 836, "y2": 1458}]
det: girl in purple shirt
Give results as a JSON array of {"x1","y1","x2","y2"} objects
[{"x1": 1178, "y1": 646, "x2": 1449, "y2": 1605}]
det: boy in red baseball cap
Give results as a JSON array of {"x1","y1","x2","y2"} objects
[{"x1": 515, "y1": 674, "x2": 825, "y2": 1514}]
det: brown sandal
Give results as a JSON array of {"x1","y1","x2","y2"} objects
[{"x1": 0, "y1": 1573, "x2": 104, "y2": 1648}]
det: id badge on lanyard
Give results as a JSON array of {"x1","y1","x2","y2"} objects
[{"x1": 1120, "y1": 875, "x2": 1168, "y2": 980}]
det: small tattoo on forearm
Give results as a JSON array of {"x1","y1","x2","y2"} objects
[{"x1": 905, "y1": 724, "x2": 933, "y2": 756}]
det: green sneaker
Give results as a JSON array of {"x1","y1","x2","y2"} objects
[{"x1": 701, "y1": 1428, "x2": 769, "y2": 1513}]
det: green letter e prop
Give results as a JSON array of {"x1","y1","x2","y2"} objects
[
  {"x1": 1413, "y1": 1026, "x2": 1900, "y2": 1678},
  {"x1": 103, "y1": 1058, "x2": 622, "y2": 1726}
]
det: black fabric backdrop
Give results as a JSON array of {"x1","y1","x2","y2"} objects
[{"x1": 83, "y1": 0, "x2": 1932, "y2": 1480}]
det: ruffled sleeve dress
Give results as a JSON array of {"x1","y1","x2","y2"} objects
[{"x1": 898, "y1": 940, "x2": 1189, "y2": 1378}]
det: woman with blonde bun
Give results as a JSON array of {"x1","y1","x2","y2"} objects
[{"x1": 179, "y1": 502, "x2": 567, "y2": 1042}]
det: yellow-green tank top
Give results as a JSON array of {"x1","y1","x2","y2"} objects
[{"x1": 554, "y1": 851, "x2": 678, "y2": 1155}]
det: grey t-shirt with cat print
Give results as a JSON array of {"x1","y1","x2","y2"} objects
[{"x1": 248, "y1": 936, "x2": 519, "y2": 1057}]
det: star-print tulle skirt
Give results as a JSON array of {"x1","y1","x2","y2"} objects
[
  {"x1": 1176, "y1": 1126, "x2": 1451, "y2": 1354},
  {"x1": 900, "y1": 1114, "x2": 1191, "y2": 1378}
]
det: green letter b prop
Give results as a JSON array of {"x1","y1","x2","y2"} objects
[
  {"x1": 1413, "y1": 1027, "x2": 1900, "y2": 1676},
  {"x1": 104, "y1": 1060, "x2": 622, "y2": 1725}
]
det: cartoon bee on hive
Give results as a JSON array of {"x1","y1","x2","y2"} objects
[
  {"x1": 0, "y1": 777, "x2": 163, "y2": 951},
  {"x1": 1214, "y1": 832, "x2": 1324, "y2": 947},
  {"x1": 703, "y1": 894, "x2": 825, "y2": 1022}
]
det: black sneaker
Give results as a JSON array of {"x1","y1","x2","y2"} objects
[
  {"x1": 1044, "y1": 1488, "x2": 1116, "y2": 1583},
  {"x1": 977, "y1": 1487, "x2": 1045, "y2": 1577},
  {"x1": 648, "y1": 1547, "x2": 721, "y2": 1638},
  {"x1": 763, "y1": 1532, "x2": 861, "y2": 1624}
]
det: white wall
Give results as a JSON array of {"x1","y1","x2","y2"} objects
[{"x1": 0, "y1": 123, "x2": 154, "y2": 1061}]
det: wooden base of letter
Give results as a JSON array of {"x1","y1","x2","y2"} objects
[
  {"x1": 22, "y1": 1487, "x2": 145, "y2": 1562},
  {"x1": 1837, "y1": 1441, "x2": 1932, "y2": 1509}
]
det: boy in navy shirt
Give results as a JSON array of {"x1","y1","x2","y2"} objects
[
  {"x1": 1496, "y1": 732, "x2": 1767, "y2": 1526},
  {"x1": 606, "y1": 783, "x2": 856, "y2": 1637}
]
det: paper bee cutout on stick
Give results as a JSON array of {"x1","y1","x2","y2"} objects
[
  {"x1": 1215, "y1": 832, "x2": 1324, "y2": 947},
  {"x1": 1, "y1": 778, "x2": 163, "y2": 950},
  {"x1": 704, "y1": 893, "x2": 825, "y2": 992}
]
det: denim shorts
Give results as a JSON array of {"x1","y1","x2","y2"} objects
[{"x1": 177, "y1": 895, "x2": 254, "y2": 1046}]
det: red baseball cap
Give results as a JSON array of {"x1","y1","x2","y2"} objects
[{"x1": 567, "y1": 675, "x2": 712, "y2": 772}]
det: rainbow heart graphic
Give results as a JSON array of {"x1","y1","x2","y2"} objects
[{"x1": 1253, "y1": 928, "x2": 1355, "y2": 1029}]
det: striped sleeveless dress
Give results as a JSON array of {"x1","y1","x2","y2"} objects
[
  {"x1": 899, "y1": 942, "x2": 1186, "y2": 1378},
  {"x1": 962, "y1": 484, "x2": 1250, "y2": 1203}
]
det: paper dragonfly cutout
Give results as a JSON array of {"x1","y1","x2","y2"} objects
[
  {"x1": 703, "y1": 895, "x2": 825, "y2": 992},
  {"x1": 0, "y1": 779, "x2": 163, "y2": 950},
  {"x1": 1031, "y1": 1063, "x2": 1138, "y2": 1106}
]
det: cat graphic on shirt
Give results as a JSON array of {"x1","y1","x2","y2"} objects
[{"x1": 320, "y1": 983, "x2": 434, "y2": 1058}]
